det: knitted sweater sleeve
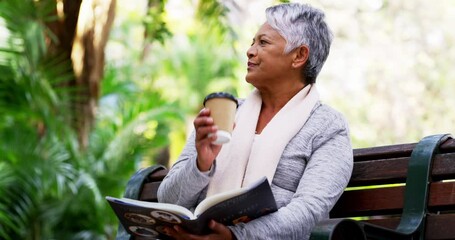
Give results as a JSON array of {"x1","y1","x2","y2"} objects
[{"x1": 157, "y1": 130, "x2": 213, "y2": 210}]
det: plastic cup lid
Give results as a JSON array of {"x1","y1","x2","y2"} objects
[{"x1": 203, "y1": 92, "x2": 238, "y2": 107}]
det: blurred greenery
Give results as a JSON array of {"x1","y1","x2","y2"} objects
[{"x1": 0, "y1": 0, "x2": 454, "y2": 239}]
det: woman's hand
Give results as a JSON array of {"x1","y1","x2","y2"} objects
[
  {"x1": 163, "y1": 220, "x2": 234, "y2": 240},
  {"x1": 194, "y1": 108, "x2": 222, "y2": 171}
]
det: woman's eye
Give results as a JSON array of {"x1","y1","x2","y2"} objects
[{"x1": 250, "y1": 39, "x2": 267, "y2": 46}]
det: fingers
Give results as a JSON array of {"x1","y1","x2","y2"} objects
[
  {"x1": 163, "y1": 221, "x2": 233, "y2": 240},
  {"x1": 209, "y1": 220, "x2": 223, "y2": 232},
  {"x1": 196, "y1": 124, "x2": 217, "y2": 142},
  {"x1": 163, "y1": 226, "x2": 176, "y2": 238},
  {"x1": 163, "y1": 226, "x2": 185, "y2": 239},
  {"x1": 194, "y1": 108, "x2": 217, "y2": 142},
  {"x1": 163, "y1": 225, "x2": 201, "y2": 240},
  {"x1": 209, "y1": 220, "x2": 234, "y2": 239},
  {"x1": 193, "y1": 108, "x2": 222, "y2": 171}
]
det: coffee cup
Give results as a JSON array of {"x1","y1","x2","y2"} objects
[{"x1": 203, "y1": 92, "x2": 238, "y2": 145}]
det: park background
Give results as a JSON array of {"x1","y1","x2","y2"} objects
[{"x1": 0, "y1": 0, "x2": 454, "y2": 239}]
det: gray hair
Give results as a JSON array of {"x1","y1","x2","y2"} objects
[{"x1": 266, "y1": 3, "x2": 333, "y2": 84}]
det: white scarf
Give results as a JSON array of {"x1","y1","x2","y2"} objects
[{"x1": 206, "y1": 84, "x2": 320, "y2": 197}]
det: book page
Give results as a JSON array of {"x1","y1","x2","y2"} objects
[{"x1": 107, "y1": 196, "x2": 195, "y2": 219}]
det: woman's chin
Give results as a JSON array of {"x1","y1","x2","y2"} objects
[{"x1": 245, "y1": 73, "x2": 257, "y2": 84}]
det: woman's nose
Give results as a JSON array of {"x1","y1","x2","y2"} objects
[{"x1": 246, "y1": 45, "x2": 256, "y2": 59}]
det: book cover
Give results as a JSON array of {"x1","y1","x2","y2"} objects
[{"x1": 107, "y1": 177, "x2": 277, "y2": 239}]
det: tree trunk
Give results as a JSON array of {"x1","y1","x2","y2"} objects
[
  {"x1": 72, "y1": 0, "x2": 116, "y2": 149},
  {"x1": 47, "y1": 0, "x2": 116, "y2": 149}
]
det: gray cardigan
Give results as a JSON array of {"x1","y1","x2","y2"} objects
[{"x1": 157, "y1": 102, "x2": 353, "y2": 240}]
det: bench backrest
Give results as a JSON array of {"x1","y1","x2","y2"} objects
[
  {"x1": 133, "y1": 137, "x2": 455, "y2": 239},
  {"x1": 331, "y1": 137, "x2": 455, "y2": 239}
]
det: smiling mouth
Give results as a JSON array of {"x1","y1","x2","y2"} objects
[{"x1": 247, "y1": 62, "x2": 258, "y2": 69}]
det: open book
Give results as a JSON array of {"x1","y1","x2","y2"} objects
[{"x1": 106, "y1": 177, "x2": 277, "y2": 239}]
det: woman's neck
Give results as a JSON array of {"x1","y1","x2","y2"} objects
[
  {"x1": 259, "y1": 83, "x2": 305, "y2": 111},
  {"x1": 255, "y1": 82, "x2": 307, "y2": 134}
]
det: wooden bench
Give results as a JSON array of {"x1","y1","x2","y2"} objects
[{"x1": 115, "y1": 134, "x2": 455, "y2": 240}]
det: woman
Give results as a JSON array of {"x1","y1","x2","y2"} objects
[{"x1": 158, "y1": 3, "x2": 353, "y2": 240}]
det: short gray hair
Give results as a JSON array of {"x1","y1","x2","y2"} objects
[{"x1": 266, "y1": 3, "x2": 333, "y2": 84}]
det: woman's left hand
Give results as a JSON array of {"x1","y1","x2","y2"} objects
[{"x1": 163, "y1": 220, "x2": 234, "y2": 240}]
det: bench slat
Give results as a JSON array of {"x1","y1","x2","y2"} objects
[
  {"x1": 331, "y1": 186, "x2": 404, "y2": 217},
  {"x1": 425, "y1": 213, "x2": 455, "y2": 240},
  {"x1": 140, "y1": 181, "x2": 161, "y2": 202},
  {"x1": 349, "y1": 152, "x2": 455, "y2": 186},
  {"x1": 352, "y1": 138, "x2": 455, "y2": 162},
  {"x1": 429, "y1": 181, "x2": 455, "y2": 211},
  {"x1": 350, "y1": 157, "x2": 408, "y2": 186},
  {"x1": 364, "y1": 213, "x2": 455, "y2": 240},
  {"x1": 331, "y1": 181, "x2": 455, "y2": 218},
  {"x1": 147, "y1": 169, "x2": 168, "y2": 181},
  {"x1": 432, "y1": 152, "x2": 455, "y2": 180},
  {"x1": 353, "y1": 143, "x2": 415, "y2": 162},
  {"x1": 440, "y1": 138, "x2": 455, "y2": 153}
]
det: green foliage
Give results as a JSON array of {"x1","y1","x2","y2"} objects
[
  {"x1": 143, "y1": 0, "x2": 171, "y2": 44},
  {"x1": 107, "y1": 0, "x2": 244, "y2": 161},
  {"x1": 0, "y1": 0, "x2": 183, "y2": 239},
  {"x1": 196, "y1": 0, "x2": 229, "y2": 33},
  {"x1": 149, "y1": 32, "x2": 240, "y2": 112}
]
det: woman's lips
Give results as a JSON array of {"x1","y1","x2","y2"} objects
[{"x1": 247, "y1": 62, "x2": 258, "y2": 70}]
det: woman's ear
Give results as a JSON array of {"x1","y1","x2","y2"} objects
[{"x1": 292, "y1": 45, "x2": 309, "y2": 68}]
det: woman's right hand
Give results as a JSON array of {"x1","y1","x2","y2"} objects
[{"x1": 194, "y1": 108, "x2": 222, "y2": 171}]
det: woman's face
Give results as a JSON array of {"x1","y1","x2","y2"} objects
[{"x1": 245, "y1": 23, "x2": 294, "y2": 88}]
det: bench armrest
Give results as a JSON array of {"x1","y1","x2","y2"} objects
[{"x1": 310, "y1": 219, "x2": 366, "y2": 240}]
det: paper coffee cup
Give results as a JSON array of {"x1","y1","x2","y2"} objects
[{"x1": 203, "y1": 92, "x2": 238, "y2": 145}]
